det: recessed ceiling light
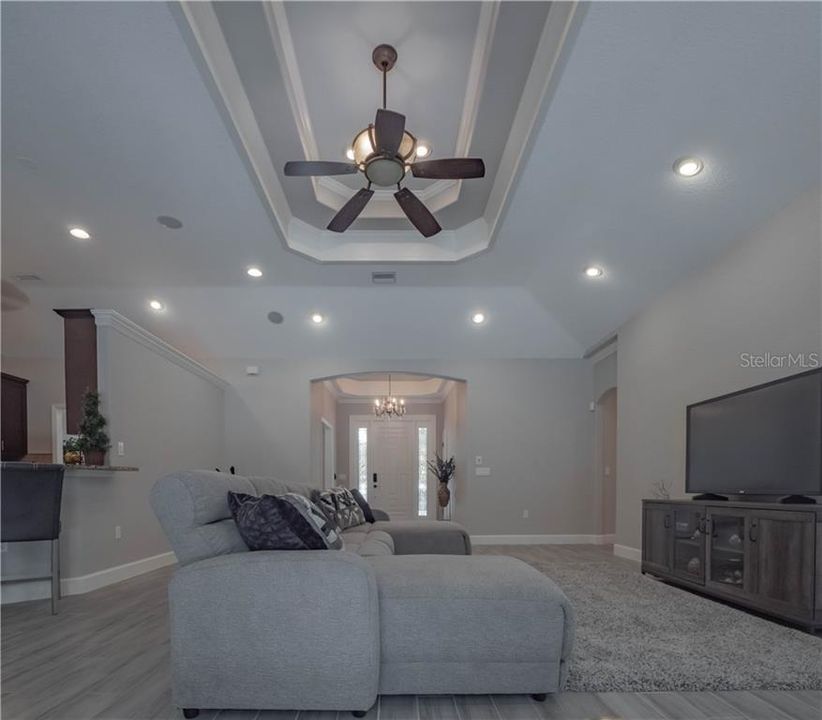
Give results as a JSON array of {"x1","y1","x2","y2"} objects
[
  {"x1": 148, "y1": 299, "x2": 165, "y2": 312},
  {"x1": 673, "y1": 156, "x2": 704, "y2": 177},
  {"x1": 267, "y1": 311, "x2": 284, "y2": 325},
  {"x1": 415, "y1": 143, "x2": 431, "y2": 158},
  {"x1": 247, "y1": 266, "x2": 263, "y2": 278},
  {"x1": 157, "y1": 215, "x2": 183, "y2": 229},
  {"x1": 345, "y1": 148, "x2": 355, "y2": 161},
  {"x1": 311, "y1": 313, "x2": 325, "y2": 324},
  {"x1": 69, "y1": 227, "x2": 91, "y2": 240},
  {"x1": 584, "y1": 266, "x2": 604, "y2": 278},
  {"x1": 471, "y1": 312, "x2": 486, "y2": 325}
]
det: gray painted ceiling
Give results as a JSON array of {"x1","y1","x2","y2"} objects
[{"x1": 1, "y1": 1, "x2": 819, "y2": 361}]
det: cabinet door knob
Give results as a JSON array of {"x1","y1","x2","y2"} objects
[{"x1": 749, "y1": 521, "x2": 758, "y2": 543}]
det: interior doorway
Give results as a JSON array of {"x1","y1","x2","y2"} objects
[
  {"x1": 596, "y1": 387, "x2": 617, "y2": 537},
  {"x1": 309, "y1": 372, "x2": 466, "y2": 521}
]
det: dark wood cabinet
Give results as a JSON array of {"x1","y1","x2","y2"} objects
[
  {"x1": 1, "y1": 373, "x2": 28, "y2": 461},
  {"x1": 748, "y1": 510, "x2": 814, "y2": 622},
  {"x1": 642, "y1": 503, "x2": 673, "y2": 575},
  {"x1": 642, "y1": 499, "x2": 820, "y2": 630}
]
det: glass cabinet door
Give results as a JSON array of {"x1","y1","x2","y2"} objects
[
  {"x1": 706, "y1": 511, "x2": 749, "y2": 594},
  {"x1": 672, "y1": 507, "x2": 705, "y2": 584}
]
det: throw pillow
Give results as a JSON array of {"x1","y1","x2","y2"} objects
[
  {"x1": 227, "y1": 491, "x2": 343, "y2": 551},
  {"x1": 313, "y1": 489, "x2": 340, "y2": 528},
  {"x1": 329, "y1": 487, "x2": 367, "y2": 530},
  {"x1": 350, "y1": 488, "x2": 376, "y2": 524}
]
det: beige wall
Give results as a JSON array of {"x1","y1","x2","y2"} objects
[
  {"x1": 616, "y1": 188, "x2": 822, "y2": 552},
  {"x1": 2, "y1": 317, "x2": 226, "y2": 603},
  {"x1": 215, "y1": 359, "x2": 595, "y2": 536}
]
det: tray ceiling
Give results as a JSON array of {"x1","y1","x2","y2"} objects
[{"x1": 181, "y1": 1, "x2": 577, "y2": 262}]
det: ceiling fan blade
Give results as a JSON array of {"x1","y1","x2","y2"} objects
[
  {"x1": 327, "y1": 188, "x2": 374, "y2": 233},
  {"x1": 284, "y1": 161, "x2": 357, "y2": 177},
  {"x1": 373, "y1": 109, "x2": 406, "y2": 156},
  {"x1": 394, "y1": 188, "x2": 441, "y2": 238},
  {"x1": 410, "y1": 158, "x2": 485, "y2": 179}
]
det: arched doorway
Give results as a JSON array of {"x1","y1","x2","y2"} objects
[{"x1": 309, "y1": 372, "x2": 467, "y2": 521}]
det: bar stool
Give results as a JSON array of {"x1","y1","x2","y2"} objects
[{"x1": 1, "y1": 462, "x2": 65, "y2": 614}]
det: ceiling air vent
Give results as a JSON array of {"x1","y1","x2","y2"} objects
[
  {"x1": 371, "y1": 271, "x2": 396, "y2": 285},
  {"x1": 13, "y1": 273, "x2": 43, "y2": 284}
]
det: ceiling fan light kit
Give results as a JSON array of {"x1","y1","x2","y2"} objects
[{"x1": 284, "y1": 44, "x2": 485, "y2": 237}]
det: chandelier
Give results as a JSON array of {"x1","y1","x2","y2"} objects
[{"x1": 374, "y1": 374, "x2": 406, "y2": 418}]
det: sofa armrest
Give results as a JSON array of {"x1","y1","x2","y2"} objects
[
  {"x1": 371, "y1": 508, "x2": 390, "y2": 521},
  {"x1": 168, "y1": 550, "x2": 379, "y2": 712}
]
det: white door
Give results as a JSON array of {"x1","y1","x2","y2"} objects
[{"x1": 349, "y1": 416, "x2": 436, "y2": 520}]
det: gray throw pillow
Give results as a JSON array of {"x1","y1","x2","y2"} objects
[
  {"x1": 228, "y1": 491, "x2": 343, "y2": 551},
  {"x1": 329, "y1": 487, "x2": 367, "y2": 530}
]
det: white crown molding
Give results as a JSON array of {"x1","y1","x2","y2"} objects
[
  {"x1": 264, "y1": 1, "x2": 499, "y2": 215},
  {"x1": 178, "y1": 1, "x2": 582, "y2": 263},
  {"x1": 315, "y1": 178, "x2": 459, "y2": 218},
  {"x1": 178, "y1": 1, "x2": 292, "y2": 242},
  {"x1": 456, "y1": 1, "x2": 500, "y2": 159},
  {"x1": 92, "y1": 310, "x2": 228, "y2": 389},
  {"x1": 484, "y1": 1, "x2": 584, "y2": 245}
]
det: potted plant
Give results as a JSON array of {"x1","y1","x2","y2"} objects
[
  {"x1": 427, "y1": 453, "x2": 456, "y2": 508},
  {"x1": 76, "y1": 390, "x2": 110, "y2": 466},
  {"x1": 62, "y1": 436, "x2": 82, "y2": 465}
]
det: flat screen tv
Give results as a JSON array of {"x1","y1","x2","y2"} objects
[{"x1": 686, "y1": 368, "x2": 822, "y2": 498}]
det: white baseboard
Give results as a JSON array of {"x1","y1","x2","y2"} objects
[
  {"x1": 1, "y1": 551, "x2": 176, "y2": 605},
  {"x1": 613, "y1": 544, "x2": 642, "y2": 562},
  {"x1": 471, "y1": 534, "x2": 617, "y2": 546},
  {"x1": 62, "y1": 551, "x2": 176, "y2": 596}
]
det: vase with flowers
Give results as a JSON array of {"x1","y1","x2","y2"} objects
[{"x1": 427, "y1": 452, "x2": 456, "y2": 508}]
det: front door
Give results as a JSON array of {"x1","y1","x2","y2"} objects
[{"x1": 350, "y1": 415, "x2": 435, "y2": 520}]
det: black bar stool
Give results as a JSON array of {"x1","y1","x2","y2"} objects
[{"x1": 1, "y1": 462, "x2": 65, "y2": 614}]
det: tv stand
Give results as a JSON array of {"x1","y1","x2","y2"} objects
[
  {"x1": 780, "y1": 495, "x2": 817, "y2": 505},
  {"x1": 692, "y1": 493, "x2": 728, "y2": 501},
  {"x1": 642, "y1": 499, "x2": 820, "y2": 630}
]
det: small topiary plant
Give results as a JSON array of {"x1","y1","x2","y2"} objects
[{"x1": 77, "y1": 390, "x2": 110, "y2": 464}]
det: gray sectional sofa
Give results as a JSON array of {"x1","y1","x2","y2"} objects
[{"x1": 151, "y1": 470, "x2": 574, "y2": 718}]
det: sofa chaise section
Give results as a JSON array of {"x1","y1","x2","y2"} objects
[{"x1": 370, "y1": 555, "x2": 574, "y2": 695}]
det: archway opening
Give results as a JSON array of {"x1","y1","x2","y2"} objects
[{"x1": 310, "y1": 372, "x2": 467, "y2": 521}]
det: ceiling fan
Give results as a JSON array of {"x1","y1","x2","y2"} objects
[{"x1": 283, "y1": 44, "x2": 485, "y2": 238}]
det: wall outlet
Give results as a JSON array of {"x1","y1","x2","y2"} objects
[
  {"x1": 117, "y1": 441, "x2": 125, "y2": 456},
  {"x1": 115, "y1": 525, "x2": 122, "y2": 540},
  {"x1": 522, "y1": 509, "x2": 529, "y2": 519},
  {"x1": 475, "y1": 467, "x2": 490, "y2": 476}
]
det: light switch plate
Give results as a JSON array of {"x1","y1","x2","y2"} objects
[
  {"x1": 117, "y1": 441, "x2": 125, "y2": 456},
  {"x1": 475, "y1": 467, "x2": 490, "y2": 476},
  {"x1": 475, "y1": 456, "x2": 482, "y2": 465}
]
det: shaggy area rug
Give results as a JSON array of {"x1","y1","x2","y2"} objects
[{"x1": 478, "y1": 546, "x2": 822, "y2": 692}]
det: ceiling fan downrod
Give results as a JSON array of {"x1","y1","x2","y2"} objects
[{"x1": 372, "y1": 43, "x2": 397, "y2": 110}]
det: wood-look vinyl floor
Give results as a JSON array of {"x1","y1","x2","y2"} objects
[{"x1": 2, "y1": 545, "x2": 819, "y2": 720}]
